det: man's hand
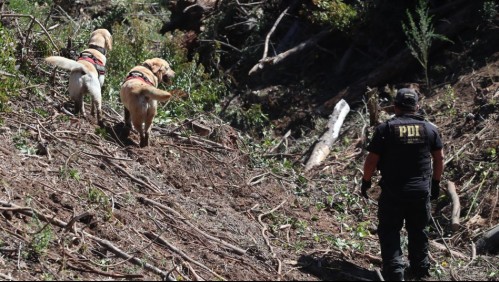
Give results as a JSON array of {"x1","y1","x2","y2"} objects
[
  {"x1": 431, "y1": 179, "x2": 440, "y2": 200},
  {"x1": 361, "y1": 179, "x2": 372, "y2": 199}
]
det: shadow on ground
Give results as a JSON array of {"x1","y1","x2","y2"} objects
[{"x1": 297, "y1": 253, "x2": 381, "y2": 281}]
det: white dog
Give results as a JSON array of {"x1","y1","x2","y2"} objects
[{"x1": 45, "y1": 29, "x2": 112, "y2": 124}]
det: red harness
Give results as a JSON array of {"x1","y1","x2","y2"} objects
[
  {"x1": 124, "y1": 71, "x2": 154, "y2": 86},
  {"x1": 78, "y1": 52, "x2": 105, "y2": 76}
]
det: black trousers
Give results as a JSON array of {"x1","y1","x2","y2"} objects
[{"x1": 377, "y1": 191, "x2": 431, "y2": 280}]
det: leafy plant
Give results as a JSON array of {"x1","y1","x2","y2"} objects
[
  {"x1": 480, "y1": 1, "x2": 498, "y2": 25},
  {"x1": 0, "y1": 24, "x2": 21, "y2": 112},
  {"x1": 304, "y1": 0, "x2": 358, "y2": 31},
  {"x1": 29, "y1": 221, "x2": 53, "y2": 257},
  {"x1": 402, "y1": 0, "x2": 452, "y2": 92},
  {"x1": 13, "y1": 133, "x2": 36, "y2": 155},
  {"x1": 59, "y1": 167, "x2": 81, "y2": 181}
]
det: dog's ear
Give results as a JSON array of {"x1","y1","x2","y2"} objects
[
  {"x1": 104, "y1": 30, "x2": 113, "y2": 51},
  {"x1": 148, "y1": 60, "x2": 162, "y2": 74}
]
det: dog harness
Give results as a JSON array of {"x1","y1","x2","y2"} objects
[
  {"x1": 78, "y1": 51, "x2": 106, "y2": 76},
  {"x1": 89, "y1": 44, "x2": 107, "y2": 56},
  {"x1": 124, "y1": 71, "x2": 154, "y2": 86}
]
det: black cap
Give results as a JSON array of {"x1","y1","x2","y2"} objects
[{"x1": 394, "y1": 88, "x2": 418, "y2": 110}]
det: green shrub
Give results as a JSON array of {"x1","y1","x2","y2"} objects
[
  {"x1": 402, "y1": 0, "x2": 452, "y2": 91},
  {"x1": 481, "y1": 1, "x2": 498, "y2": 24},
  {"x1": 303, "y1": 0, "x2": 358, "y2": 30},
  {"x1": 156, "y1": 31, "x2": 229, "y2": 122},
  {"x1": 0, "y1": 25, "x2": 21, "y2": 112}
]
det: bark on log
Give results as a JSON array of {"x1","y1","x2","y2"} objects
[
  {"x1": 304, "y1": 99, "x2": 350, "y2": 172},
  {"x1": 320, "y1": 3, "x2": 473, "y2": 113},
  {"x1": 446, "y1": 181, "x2": 461, "y2": 232},
  {"x1": 476, "y1": 224, "x2": 499, "y2": 255},
  {"x1": 430, "y1": 241, "x2": 469, "y2": 260}
]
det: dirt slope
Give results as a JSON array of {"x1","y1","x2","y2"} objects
[{"x1": 1, "y1": 52, "x2": 498, "y2": 281}]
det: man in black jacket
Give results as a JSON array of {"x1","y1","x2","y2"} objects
[{"x1": 361, "y1": 88, "x2": 444, "y2": 281}]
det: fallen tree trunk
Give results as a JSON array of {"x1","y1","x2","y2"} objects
[
  {"x1": 476, "y1": 224, "x2": 499, "y2": 255},
  {"x1": 446, "y1": 181, "x2": 461, "y2": 232},
  {"x1": 304, "y1": 99, "x2": 350, "y2": 172}
]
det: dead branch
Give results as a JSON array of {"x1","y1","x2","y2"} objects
[
  {"x1": 139, "y1": 197, "x2": 247, "y2": 255},
  {"x1": 0, "y1": 200, "x2": 176, "y2": 281},
  {"x1": 0, "y1": 70, "x2": 16, "y2": 78},
  {"x1": 0, "y1": 14, "x2": 59, "y2": 52},
  {"x1": 108, "y1": 161, "x2": 162, "y2": 193},
  {"x1": 430, "y1": 240, "x2": 469, "y2": 260},
  {"x1": 144, "y1": 232, "x2": 226, "y2": 281},
  {"x1": 446, "y1": 181, "x2": 461, "y2": 232},
  {"x1": 249, "y1": 29, "x2": 330, "y2": 75},
  {"x1": 84, "y1": 233, "x2": 176, "y2": 281},
  {"x1": 0, "y1": 273, "x2": 13, "y2": 281},
  {"x1": 65, "y1": 260, "x2": 144, "y2": 279},
  {"x1": 258, "y1": 200, "x2": 287, "y2": 257},
  {"x1": 304, "y1": 99, "x2": 350, "y2": 172}
]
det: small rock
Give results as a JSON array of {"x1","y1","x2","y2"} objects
[{"x1": 250, "y1": 193, "x2": 260, "y2": 199}]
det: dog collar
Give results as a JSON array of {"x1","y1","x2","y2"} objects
[
  {"x1": 124, "y1": 71, "x2": 154, "y2": 86},
  {"x1": 142, "y1": 63, "x2": 154, "y2": 73},
  {"x1": 89, "y1": 44, "x2": 107, "y2": 56}
]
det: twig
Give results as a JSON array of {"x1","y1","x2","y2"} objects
[
  {"x1": 465, "y1": 168, "x2": 491, "y2": 220},
  {"x1": 66, "y1": 260, "x2": 144, "y2": 279},
  {"x1": 430, "y1": 216, "x2": 456, "y2": 260},
  {"x1": 258, "y1": 200, "x2": 287, "y2": 255},
  {"x1": 85, "y1": 233, "x2": 176, "y2": 281},
  {"x1": 108, "y1": 161, "x2": 162, "y2": 193},
  {"x1": 0, "y1": 273, "x2": 13, "y2": 281},
  {"x1": 144, "y1": 232, "x2": 226, "y2": 281},
  {"x1": 82, "y1": 151, "x2": 133, "y2": 162},
  {"x1": 376, "y1": 268, "x2": 385, "y2": 281},
  {"x1": 139, "y1": 197, "x2": 246, "y2": 255},
  {"x1": 0, "y1": 14, "x2": 59, "y2": 52}
]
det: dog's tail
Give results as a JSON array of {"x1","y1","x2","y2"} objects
[
  {"x1": 45, "y1": 56, "x2": 88, "y2": 74},
  {"x1": 139, "y1": 86, "x2": 173, "y2": 102}
]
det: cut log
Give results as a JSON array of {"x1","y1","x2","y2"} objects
[
  {"x1": 304, "y1": 99, "x2": 350, "y2": 172},
  {"x1": 446, "y1": 181, "x2": 461, "y2": 232},
  {"x1": 475, "y1": 224, "x2": 499, "y2": 255}
]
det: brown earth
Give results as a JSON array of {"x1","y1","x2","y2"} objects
[
  {"x1": 0, "y1": 52, "x2": 497, "y2": 281},
  {"x1": 0, "y1": 1, "x2": 498, "y2": 280}
]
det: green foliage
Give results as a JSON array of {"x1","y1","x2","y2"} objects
[
  {"x1": 157, "y1": 33, "x2": 229, "y2": 122},
  {"x1": 304, "y1": 0, "x2": 358, "y2": 30},
  {"x1": 225, "y1": 103, "x2": 270, "y2": 136},
  {"x1": 29, "y1": 222, "x2": 53, "y2": 257},
  {"x1": 13, "y1": 132, "x2": 37, "y2": 155},
  {"x1": 8, "y1": 0, "x2": 52, "y2": 18},
  {"x1": 105, "y1": 20, "x2": 155, "y2": 108},
  {"x1": 88, "y1": 186, "x2": 109, "y2": 206},
  {"x1": 59, "y1": 167, "x2": 81, "y2": 181},
  {"x1": 0, "y1": 25, "x2": 21, "y2": 112},
  {"x1": 439, "y1": 84, "x2": 457, "y2": 116},
  {"x1": 481, "y1": 1, "x2": 498, "y2": 24},
  {"x1": 402, "y1": 0, "x2": 452, "y2": 91}
]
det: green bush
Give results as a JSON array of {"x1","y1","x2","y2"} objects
[
  {"x1": 302, "y1": 0, "x2": 358, "y2": 30},
  {"x1": 0, "y1": 25, "x2": 21, "y2": 112}
]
